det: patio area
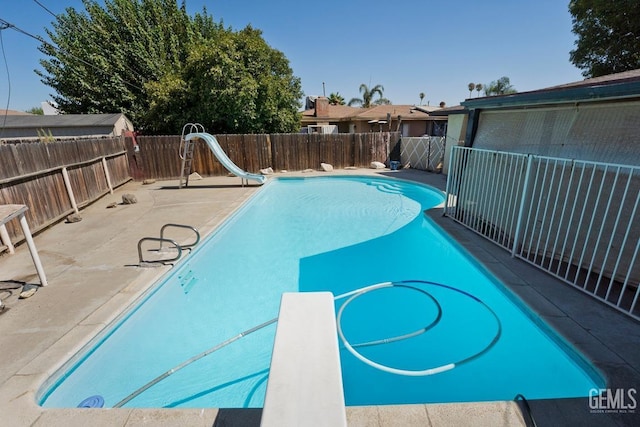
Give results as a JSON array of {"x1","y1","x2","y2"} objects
[{"x1": 0, "y1": 168, "x2": 638, "y2": 426}]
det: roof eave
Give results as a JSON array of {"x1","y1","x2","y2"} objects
[{"x1": 461, "y1": 81, "x2": 640, "y2": 109}]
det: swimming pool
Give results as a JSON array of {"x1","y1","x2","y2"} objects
[{"x1": 38, "y1": 176, "x2": 603, "y2": 408}]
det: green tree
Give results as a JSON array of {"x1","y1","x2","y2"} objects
[
  {"x1": 26, "y1": 106, "x2": 44, "y2": 115},
  {"x1": 467, "y1": 82, "x2": 475, "y2": 98},
  {"x1": 145, "y1": 26, "x2": 302, "y2": 134},
  {"x1": 569, "y1": 0, "x2": 640, "y2": 77},
  {"x1": 475, "y1": 83, "x2": 483, "y2": 97},
  {"x1": 419, "y1": 92, "x2": 425, "y2": 105},
  {"x1": 37, "y1": 0, "x2": 302, "y2": 134},
  {"x1": 328, "y1": 92, "x2": 345, "y2": 105},
  {"x1": 348, "y1": 83, "x2": 387, "y2": 108},
  {"x1": 483, "y1": 77, "x2": 516, "y2": 96},
  {"x1": 38, "y1": 0, "x2": 201, "y2": 126}
]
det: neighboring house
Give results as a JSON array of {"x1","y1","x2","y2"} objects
[
  {"x1": 301, "y1": 97, "x2": 449, "y2": 136},
  {"x1": 0, "y1": 109, "x2": 32, "y2": 116},
  {"x1": 300, "y1": 100, "x2": 361, "y2": 134},
  {"x1": 460, "y1": 69, "x2": 640, "y2": 166},
  {"x1": 0, "y1": 113, "x2": 134, "y2": 141}
]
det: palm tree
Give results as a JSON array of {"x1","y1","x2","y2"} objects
[
  {"x1": 348, "y1": 84, "x2": 385, "y2": 108},
  {"x1": 328, "y1": 92, "x2": 345, "y2": 105},
  {"x1": 475, "y1": 83, "x2": 483, "y2": 97},
  {"x1": 468, "y1": 82, "x2": 475, "y2": 98},
  {"x1": 419, "y1": 92, "x2": 425, "y2": 105},
  {"x1": 483, "y1": 77, "x2": 516, "y2": 96}
]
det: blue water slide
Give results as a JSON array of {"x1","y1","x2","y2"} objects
[{"x1": 186, "y1": 132, "x2": 267, "y2": 185}]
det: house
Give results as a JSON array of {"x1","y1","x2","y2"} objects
[
  {"x1": 460, "y1": 69, "x2": 640, "y2": 166},
  {"x1": 0, "y1": 113, "x2": 134, "y2": 142},
  {"x1": 300, "y1": 97, "x2": 449, "y2": 136},
  {"x1": 0, "y1": 109, "x2": 32, "y2": 116}
]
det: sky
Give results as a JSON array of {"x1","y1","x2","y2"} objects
[{"x1": 0, "y1": 0, "x2": 585, "y2": 113}]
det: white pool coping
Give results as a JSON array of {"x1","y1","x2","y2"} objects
[{"x1": 261, "y1": 292, "x2": 347, "y2": 427}]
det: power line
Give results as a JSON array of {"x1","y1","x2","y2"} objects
[
  {"x1": 0, "y1": 17, "x2": 145, "y2": 93},
  {"x1": 0, "y1": 29, "x2": 11, "y2": 136},
  {"x1": 32, "y1": 0, "x2": 57, "y2": 19}
]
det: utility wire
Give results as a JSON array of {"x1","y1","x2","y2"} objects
[
  {"x1": 0, "y1": 27, "x2": 11, "y2": 138},
  {"x1": 0, "y1": 17, "x2": 145, "y2": 93},
  {"x1": 33, "y1": 0, "x2": 57, "y2": 19}
]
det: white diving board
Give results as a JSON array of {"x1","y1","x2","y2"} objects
[{"x1": 261, "y1": 292, "x2": 347, "y2": 427}]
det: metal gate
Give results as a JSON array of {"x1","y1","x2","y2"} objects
[{"x1": 400, "y1": 136, "x2": 445, "y2": 171}]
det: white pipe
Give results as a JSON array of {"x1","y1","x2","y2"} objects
[{"x1": 335, "y1": 280, "x2": 501, "y2": 377}]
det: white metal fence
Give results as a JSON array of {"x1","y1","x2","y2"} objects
[
  {"x1": 445, "y1": 146, "x2": 640, "y2": 321},
  {"x1": 401, "y1": 136, "x2": 445, "y2": 171}
]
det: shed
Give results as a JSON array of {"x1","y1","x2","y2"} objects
[{"x1": 0, "y1": 113, "x2": 134, "y2": 141}]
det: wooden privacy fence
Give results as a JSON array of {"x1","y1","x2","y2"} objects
[
  {"x1": 128, "y1": 132, "x2": 397, "y2": 180},
  {"x1": 0, "y1": 138, "x2": 130, "y2": 243},
  {"x1": 0, "y1": 131, "x2": 395, "y2": 243}
]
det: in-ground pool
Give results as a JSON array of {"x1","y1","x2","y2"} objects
[{"x1": 38, "y1": 176, "x2": 604, "y2": 408}]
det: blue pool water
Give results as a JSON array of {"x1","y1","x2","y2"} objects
[{"x1": 38, "y1": 176, "x2": 603, "y2": 408}]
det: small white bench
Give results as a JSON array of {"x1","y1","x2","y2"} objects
[
  {"x1": 0, "y1": 204, "x2": 48, "y2": 286},
  {"x1": 261, "y1": 292, "x2": 347, "y2": 427}
]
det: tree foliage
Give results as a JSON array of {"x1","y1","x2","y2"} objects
[
  {"x1": 569, "y1": 0, "x2": 640, "y2": 77},
  {"x1": 327, "y1": 92, "x2": 345, "y2": 105},
  {"x1": 26, "y1": 106, "x2": 44, "y2": 115},
  {"x1": 483, "y1": 77, "x2": 516, "y2": 96},
  {"x1": 348, "y1": 84, "x2": 389, "y2": 108},
  {"x1": 37, "y1": 0, "x2": 302, "y2": 134},
  {"x1": 145, "y1": 26, "x2": 302, "y2": 134}
]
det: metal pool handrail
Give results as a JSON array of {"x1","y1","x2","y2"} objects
[
  {"x1": 137, "y1": 237, "x2": 182, "y2": 265},
  {"x1": 159, "y1": 223, "x2": 200, "y2": 251}
]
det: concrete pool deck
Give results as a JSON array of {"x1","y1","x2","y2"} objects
[{"x1": 0, "y1": 168, "x2": 638, "y2": 426}]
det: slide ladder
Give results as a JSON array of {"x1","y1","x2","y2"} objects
[{"x1": 179, "y1": 123, "x2": 204, "y2": 189}]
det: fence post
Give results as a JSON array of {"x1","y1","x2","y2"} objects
[
  {"x1": 102, "y1": 157, "x2": 114, "y2": 194},
  {"x1": 61, "y1": 167, "x2": 79, "y2": 214},
  {"x1": 444, "y1": 145, "x2": 455, "y2": 217},
  {"x1": 511, "y1": 154, "x2": 534, "y2": 257}
]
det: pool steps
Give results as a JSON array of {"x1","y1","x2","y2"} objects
[
  {"x1": 178, "y1": 269, "x2": 197, "y2": 294},
  {"x1": 261, "y1": 292, "x2": 347, "y2": 427}
]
